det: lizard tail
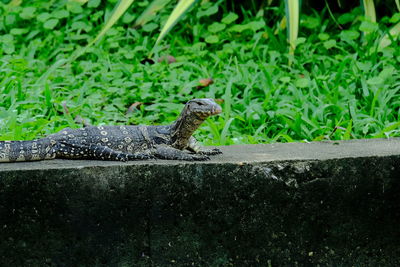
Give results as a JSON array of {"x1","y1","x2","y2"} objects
[{"x1": 0, "y1": 138, "x2": 56, "y2": 162}]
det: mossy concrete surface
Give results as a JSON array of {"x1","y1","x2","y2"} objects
[{"x1": 1, "y1": 138, "x2": 400, "y2": 266}]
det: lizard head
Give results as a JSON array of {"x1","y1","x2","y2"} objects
[
  {"x1": 170, "y1": 98, "x2": 222, "y2": 149},
  {"x1": 186, "y1": 98, "x2": 222, "y2": 119}
]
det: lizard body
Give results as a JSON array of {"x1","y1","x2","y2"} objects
[{"x1": 0, "y1": 99, "x2": 222, "y2": 162}]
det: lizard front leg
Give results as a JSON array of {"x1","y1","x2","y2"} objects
[
  {"x1": 56, "y1": 141, "x2": 154, "y2": 161},
  {"x1": 154, "y1": 145, "x2": 210, "y2": 161},
  {"x1": 186, "y1": 136, "x2": 222, "y2": 155}
]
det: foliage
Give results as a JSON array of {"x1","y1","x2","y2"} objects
[
  {"x1": 91, "y1": 0, "x2": 396, "y2": 61},
  {"x1": 0, "y1": 1, "x2": 399, "y2": 146}
]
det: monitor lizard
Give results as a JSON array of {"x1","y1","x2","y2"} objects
[{"x1": 0, "y1": 98, "x2": 222, "y2": 162}]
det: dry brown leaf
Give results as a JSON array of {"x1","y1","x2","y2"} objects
[
  {"x1": 158, "y1": 55, "x2": 177, "y2": 64},
  {"x1": 126, "y1": 102, "x2": 143, "y2": 114},
  {"x1": 198, "y1": 78, "x2": 214, "y2": 87}
]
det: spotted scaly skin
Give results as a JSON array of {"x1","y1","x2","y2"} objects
[{"x1": 0, "y1": 99, "x2": 222, "y2": 162}]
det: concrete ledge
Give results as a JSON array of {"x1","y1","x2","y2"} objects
[{"x1": 1, "y1": 138, "x2": 400, "y2": 266}]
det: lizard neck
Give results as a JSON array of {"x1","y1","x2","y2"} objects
[{"x1": 170, "y1": 107, "x2": 205, "y2": 150}]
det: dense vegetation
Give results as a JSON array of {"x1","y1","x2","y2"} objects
[{"x1": 0, "y1": 0, "x2": 399, "y2": 145}]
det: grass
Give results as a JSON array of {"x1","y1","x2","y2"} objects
[{"x1": 0, "y1": 1, "x2": 399, "y2": 146}]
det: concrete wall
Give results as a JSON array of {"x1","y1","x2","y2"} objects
[{"x1": 1, "y1": 139, "x2": 400, "y2": 266}]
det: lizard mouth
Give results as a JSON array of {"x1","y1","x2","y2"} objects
[
  {"x1": 212, "y1": 105, "x2": 222, "y2": 115},
  {"x1": 196, "y1": 107, "x2": 222, "y2": 119}
]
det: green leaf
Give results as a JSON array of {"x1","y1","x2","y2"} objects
[
  {"x1": 71, "y1": 21, "x2": 91, "y2": 32},
  {"x1": 295, "y1": 78, "x2": 310, "y2": 88},
  {"x1": 20, "y1": 6, "x2": 36, "y2": 19},
  {"x1": 378, "y1": 67, "x2": 394, "y2": 81},
  {"x1": 37, "y1": 12, "x2": 51, "y2": 22},
  {"x1": 359, "y1": 21, "x2": 378, "y2": 33},
  {"x1": 229, "y1": 21, "x2": 265, "y2": 33},
  {"x1": 295, "y1": 37, "x2": 306, "y2": 45},
  {"x1": 337, "y1": 13, "x2": 355, "y2": 24},
  {"x1": 5, "y1": 14, "x2": 17, "y2": 26},
  {"x1": 248, "y1": 21, "x2": 265, "y2": 31},
  {"x1": 122, "y1": 12, "x2": 136, "y2": 24},
  {"x1": 221, "y1": 12, "x2": 238, "y2": 24},
  {"x1": 208, "y1": 22, "x2": 226, "y2": 33},
  {"x1": 389, "y1": 13, "x2": 400, "y2": 23},
  {"x1": 105, "y1": 28, "x2": 119, "y2": 36},
  {"x1": 323, "y1": 39, "x2": 336, "y2": 49},
  {"x1": 43, "y1": 19, "x2": 59, "y2": 30},
  {"x1": 302, "y1": 15, "x2": 319, "y2": 29},
  {"x1": 366, "y1": 76, "x2": 384, "y2": 85},
  {"x1": 229, "y1": 24, "x2": 247, "y2": 33},
  {"x1": 340, "y1": 30, "x2": 360, "y2": 42},
  {"x1": 318, "y1": 33, "x2": 329, "y2": 41},
  {"x1": 197, "y1": 4, "x2": 218, "y2": 18},
  {"x1": 88, "y1": 0, "x2": 101, "y2": 8},
  {"x1": 67, "y1": 2, "x2": 84, "y2": 14},
  {"x1": 2, "y1": 34, "x2": 14, "y2": 43},
  {"x1": 1, "y1": 34, "x2": 15, "y2": 54},
  {"x1": 356, "y1": 61, "x2": 372, "y2": 72},
  {"x1": 379, "y1": 22, "x2": 400, "y2": 50},
  {"x1": 3, "y1": 44, "x2": 15, "y2": 54},
  {"x1": 52, "y1": 9, "x2": 69, "y2": 19},
  {"x1": 10, "y1": 28, "x2": 28, "y2": 35},
  {"x1": 142, "y1": 22, "x2": 158, "y2": 32},
  {"x1": 205, "y1": 35, "x2": 219, "y2": 43},
  {"x1": 279, "y1": 77, "x2": 291, "y2": 83}
]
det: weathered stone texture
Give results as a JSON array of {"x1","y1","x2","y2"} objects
[{"x1": 1, "y1": 139, "x2": 400, "y2": 266}]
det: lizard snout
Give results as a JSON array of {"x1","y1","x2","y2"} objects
[{"x1": 212, "y1": 105, "x2": 222, "y2": 115}]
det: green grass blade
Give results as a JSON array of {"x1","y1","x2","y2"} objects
[
  {"x1": 361, "y1": 0, "x2": 376, "y2": 22},
  {"x1": 343, "y1": 120, "x2": 353, "y2": 140},
  {"x1": 378, "y1": 22, "x2": 400, "y2": 50},
  {"x1": 135, "y1": 0, "x2": 171, "y2": 27},
  {"x1": 325, "y1": 0, "x2": 342, "y2": 29},
  {"x1": 35, "y1": 59, "x2": 67, "y2": 86},
  {"x1": 151, "y1": 0, "x2": 198, "y2": 54},
  {"x1": 44, "y1": 82, "x2": 53, "y2": 111},
  {"x1": 396, "y1": 0, "x2": 400, "y2": 12},
  {"x1": 69, "y1": 0, "x2": 135, "y2": 61},
  {"x1": 373, "y1": 121, "x2": 400, "y2": 138},
  {"x1": 223, "y1": 79, "x2": 233, "y2": 123},
  {"x1": 272, "y1": 133, "x2": 294, "y2": 143},
  {"x1": 273, "y1": 16, "x2": 286, "y2": 35},
  {"x1": 220, "y1": 118, "x2": 235, "y2": 145},
  {"x1": 284, "y1": 0, "x2": 300, "y2": 65},
  {"x1": 91, "y1": 0, "x2": 135, "y2": 45}
]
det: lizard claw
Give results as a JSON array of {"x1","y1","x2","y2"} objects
[
  {"x1": 209, "y1": 148, "x2": 222, "y2": 155},
  {"x1": 191, "y1": 154, "x2": 210, "y2": 161},
  {"x1": 198, "y1": 148, "x2": 222, "y2": 155}
]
